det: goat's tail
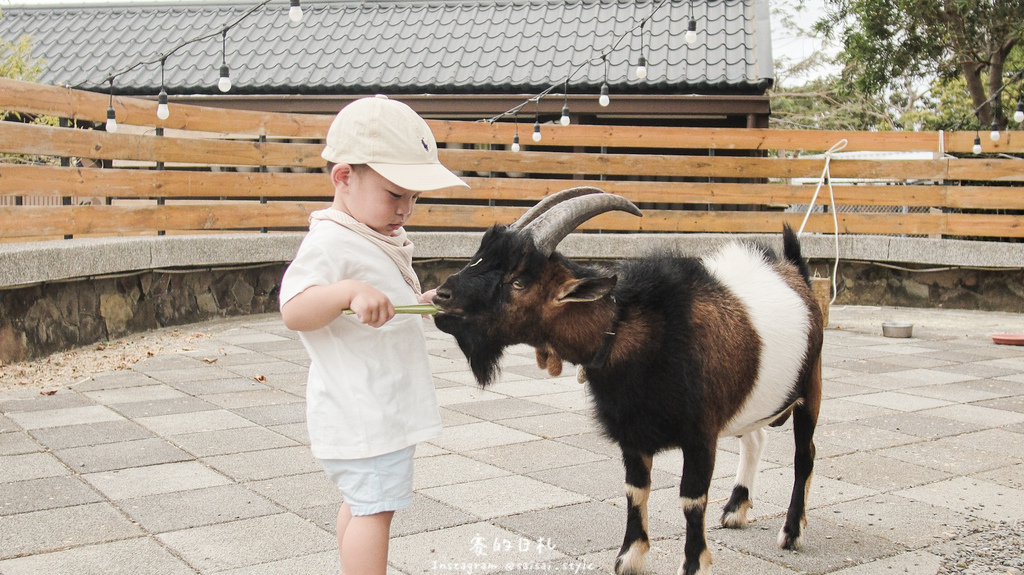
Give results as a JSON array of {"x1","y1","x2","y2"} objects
[{"x1": 782, "y1": 224, "x2": 812, "y2": 286}]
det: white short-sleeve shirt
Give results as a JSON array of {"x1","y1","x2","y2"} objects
[{"x1": 280, "y1": 223, "x2": 442, "y2": 460}]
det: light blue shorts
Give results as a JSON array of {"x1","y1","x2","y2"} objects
[{"x1": 319, "y1": 445, "x2": 416, "y2": 516}]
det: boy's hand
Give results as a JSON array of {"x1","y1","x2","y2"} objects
[
  {"x1": 418, "y1": 289, "x2": 437, "y2": 304},
  {"x1": 348, "y1": 285, "x2": 395, "y2": 327}
]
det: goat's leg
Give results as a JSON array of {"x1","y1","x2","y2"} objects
[
  {"x1": 678, "y1": 443, "x2": 716, "y2": 575},
  {"x1": 721, "y1": 427, "x2": 766, "y2": 528},
  {"x1": 778, "y1": 396, "x2": 819, "y2": 550},
  {"x1": 614, "y1": 450, "x2": 653, "y2": 575}
]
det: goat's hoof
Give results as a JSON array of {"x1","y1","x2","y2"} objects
[
  {"x1": 676, "y1": 549, "x2": 713, "y2": 575},
  {"x1": 720, "y1": 501, "x2": 751, "y2": 528},
  {"x1": 614, "y1": 542, "x2": 648, "y2": 575},
  {"x1": 777, "y1": 526, "x2": 803, "y2": 550}
]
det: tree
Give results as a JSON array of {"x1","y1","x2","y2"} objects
[{"x1": 818, "y1": 0, "x2": 1024, "y2": 129}]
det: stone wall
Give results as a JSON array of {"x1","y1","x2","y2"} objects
[{"x1": 3, "y1": 256, "x2": 1023, "y2": 364}]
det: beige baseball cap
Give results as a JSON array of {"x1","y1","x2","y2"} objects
[{"x1": 321, "y1": 95, "x2": 469, "y2": 191}]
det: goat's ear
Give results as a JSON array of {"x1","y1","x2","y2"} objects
[{"x1": 556, "y1": 275, "x2": 617, "y2": 303}]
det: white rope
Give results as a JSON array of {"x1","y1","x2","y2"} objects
[{"x1": 797, "y1": 139, "x2": 847, "y2": 305}]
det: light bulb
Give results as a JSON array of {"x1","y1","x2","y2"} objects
[
  {"x1": 599, "y1": 83, "x2": 610, "y2": 107},
  {"x1": 636, "y1": 56, "x2": 647, "y2": 80},
  {"x1": 990, "y1": 122, "x2": 1000, "y2": 142},
  {"x1": 511, "y1": 134, "x2": 520, "y2": 152},
  {"x1": 973, "y1": 135, "x2": 982, "y2": 154},
  {"x1": 218, "y1": 65, "x2": 231, "y2": 92},
  {"x1": 289, "y1": 0, "x2": 303, "y2": 22},
  {"x1": 686, "y1": 19, "x2": 697, "y2": 44},
  {"x1": 560, "y1": 105, "x2": 570, "y2": 126},
  {"x1": 157, "y1": 88, "x2": 169, "y2": 120},
  {"x1": 105, "y1": 106, "x2": 117, "y2": 133},
  {"x1": 1016, "y1": 101, "x2": 1024, "y2": 123},
  {"x1": 532, "y1": 120, "x2": 542, "y2": 142}
]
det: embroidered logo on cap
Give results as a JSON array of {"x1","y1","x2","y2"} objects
[{"x1": 421, "y1": 138, "x2": 429, "y2": 152}]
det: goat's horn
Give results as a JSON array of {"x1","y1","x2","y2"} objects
[
  {"x1": 509, "y1": 186, "x2": 607, "y2": 230},
  {"x1": 523, "y1": 191, "x2": 642, "y2": 256}
]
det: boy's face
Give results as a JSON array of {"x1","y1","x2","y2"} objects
[{"x1": 333, "y1": 164, "x2": 421, "y2": 235}]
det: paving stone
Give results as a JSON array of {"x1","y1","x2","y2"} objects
[
  {"x1": 482, "y1": 375, "x2": 583, "y2": 398},
  {"x1": 0, "y1": 502, "x2": 143, "y2": 559},
  {"x1": 919, "y1": 403, "x2": 1024, "y2": 427},
  {"x1": 164, "y1": 375, "x2": 269, "y2": 396},
  {"x1": 82, "y1": 384, "x2": 189, "y2": 406},
  {"x1": 466, "y1": 438, "x2": 607, "y2": 474},
  {"x1": 27, "y1": 419, "x2": 154, "y2": 449},
  {"x1": 70, "y1": 370, "x2": 161, "y2": 392},
  {"x1": 132, "y1": 354, "x2": 207, "y2": 372},
  {"x1": 200, "y1": 388, "x2": 304, "y2": 410},
  {"x1": 438, "y1": 406, "x2": 482, "y2": 427},
  {"x1": 5, "y1": 404, "x2": 124, "y2": 430},
  {"x1": 555, "y1": 431, "x2": 622, "y2": 459},
  {"x1": 876, "y1": 438, "x2": 1022, "y2": 476},
  {"x1": 414, "y1": 453, "x2": 511, "y2": 490},
  {"x1": 118, "y1": 483, "x2": 284, "y2": 533},
  {"x1": 0, "y1": 431, "x2": 40, "y2": 455},
  {"x1": 0, "y1": 452, "x2": 70, "y2": 483},
  {"x1": 83, "y1": 460, "x2": 232, "y2": 500},
  {"x1": 853, "y1": 411, "x2": 988, "y2": 439},
  {"x1": 816, "y1": 398, "x2": 898, "y2": 424},
  {"x1": 583, "y1": 540, "x2": 805, "y2": 575},
  {"x1": 246, "y1": 471, "x2": 341, "y2": 511},
  {"x1": 428, "y1": 421, "x2": 539, "y2": 452},
  {"x1": 901, "y1": 381, "x2": 1008, "y2": 403},
  {"x1": 527, "y1": 458, "x2": 651, "y2": 501},
  {"x1": 1, "y1": 475, "x2": 102, "y2": 516},
  {"x1": 0, "y1": 391, "x2": 96, "y2": 413},
  {"x1": 434, "y1": 385, "x2": 508, "y2": 406},
  {"x1": 895, "y1": 476, "x2": 1024, "y2": 523},
  {"x1": 391, "y1": 492, "x2": 478, "y2": 537},
  {"x1": 170, "y1": 425, "x2": 298, "y2": 457},
  {"x1": 496, "y1": 500, "x2": 642, "y2": 555},
  {"x1": 973, "y1": 462, "x2": 1024, "y2": 490},
  {"x1": 419, "y1": 474, "x2": 589, "y2": 519},
  {"x1": 809, "y1": 493, "x2": 981, "y2": 549},
  {"x1": 109, "y1": 395, "x2": 220, "y2": 419},
  {"x1": 390, "y1": 521, "x2": 564, "y2": 575},
  {"x1": 214, "y1": 550, "x2": 339, "y2": 575},
  {"x1": 815, "y1": 451, "x2": 953, "y2": 492},
  {"x1": 0, "y1": 537, "x2": 197, "y2": 575},
  {"x1": 134, "y1": 408, "x2": 256, "y2": 436},
  {"x1": 267, "y1": 422, "x2": 309, "y2": 444},
  {"x1": 812, "y1": 421, "x2": 921, "y2": 457},
  {"x1": 825, "y1": 549, "x2": 943, "y2": 575},
  {"x1": 446, "y1": 397, "x2": 560, "y2": 421},
  {"x1": 941, "y1": 428, "x2": 1024, "y2": 458},
  {"x1": 202, "y1": 445, "x2": 320, "y2": 482},
  {"x1": 232, "y1": 401, "x2": 307, "y2": 426},
  {"x1": 844, "y1": 391, "x2": 954, "y2": 412},
  {"x1": 52, "y1": 437, "x2": 191, "y2": 473},
  {"x1": 157, "y1": 512, "x2": 335, "y2": 572},
  {"x1": 972, "y1": 395, "x2": 1024, "y2": 414}
]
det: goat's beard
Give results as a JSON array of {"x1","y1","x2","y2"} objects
[{"x1": 450, "y1": 331, "x2": 505, "y2": 387}]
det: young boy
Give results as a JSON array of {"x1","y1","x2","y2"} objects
[{"x1": 279, "y1": 95, "x2": 467, "y2": 575}]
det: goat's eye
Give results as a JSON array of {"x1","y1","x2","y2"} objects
[{"x1": 511, "y1": 278, "x2": 526, "y2": 290}]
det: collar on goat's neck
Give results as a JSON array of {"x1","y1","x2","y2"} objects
[{"x1": 585, "y1": 296, "x2": 621, "y2": 370}]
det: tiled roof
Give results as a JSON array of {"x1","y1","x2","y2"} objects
[{"x1": 0, "y1": 0, "x2": 774, "y2": 97}]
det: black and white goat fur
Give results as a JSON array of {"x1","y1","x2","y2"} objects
[{"x1": 432, "y1": 187, "x2": 824, "y2": 575}]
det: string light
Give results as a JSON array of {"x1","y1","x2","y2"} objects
[
  {"x1": 973, "y1": 133, "x2": 982, "y2": 154},
  {"x1": 511, "y1": 113, "x2": 521, "y2": 152},
  {"x1": 686, "y1": 18, "x2": 697, "y2": 44},
  {"x1": 156, "y1": 58, "x2": 170, "y2": 120},
  {"x1": 105, "y1": 77, "x2": 117, "y2": 133},
  {"x1": 990, "y1": 120, "x2": 1001, "y2": 142},
  {"x1": 599, "y1": 55, "x2": 610, "y2": 107},
  {"x1": 218, "y1": 29, "x2": 231, "y2": 92},
  {"x1": 289, "y1": 0, "x2": 303, "y2": 22},
  {"x1": 1015, "y1": 100, "x2": 1023, "y2": 123},
  {"x1": 532, "y1": 119, "x2": 542, "y2": 142},
  {"x1": 635, "y1": 22, "x2": 648, "y2": 80}
]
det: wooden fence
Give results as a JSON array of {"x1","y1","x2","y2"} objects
[{"x1": 2, "y1": 77, "x2": 1024, "y2": 242}]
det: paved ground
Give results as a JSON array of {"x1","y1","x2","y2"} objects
[{"x1": 2, "y1": 305, "x2": 1024, "y2": 575}]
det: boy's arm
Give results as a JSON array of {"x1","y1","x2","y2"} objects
[{"x1": 281, "y1": 279, "x2": 395, "y2": 331}]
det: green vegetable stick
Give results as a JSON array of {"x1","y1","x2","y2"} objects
[{"x1": 343, "y1": 304, "x2": 438, "y2": 316}]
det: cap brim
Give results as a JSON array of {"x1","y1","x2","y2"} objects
[{"x1": 368, "y1": 162, "x2": 470, "y2": 192}]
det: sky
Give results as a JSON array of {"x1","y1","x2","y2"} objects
[{"x1": 1, "y1": 0, "x2": 835, "y2": 86}]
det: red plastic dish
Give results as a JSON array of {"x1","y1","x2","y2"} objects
[{"x1": 991, "y1": 334, "x2": 1024, "y2": 345}]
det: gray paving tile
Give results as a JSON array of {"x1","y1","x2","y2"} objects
[
  {"x1": 465, "y1": 438, "x2": 607, "y2": 474},
  {"x1": 414, "y1": 453, "x2": 511, "y2": 490},
  {"x1": 895, "y1": 476, "x2": 1024, "y2": 523},
  {"x1": 118, "y1": 483, "x2": 284, "y2": 533},
  {"x1": 527, "y1": 458, "x2": 675, "y2": 501},
  {"x1": 0, "y1": 502, "x2": 143, "y2": 559},
  {"x1": 170, "y1": 425, "x2": 298, "y2": 457},
  {"x1": 921, "y1": 403, "x2": 1024, "y2": 427},
  {"x1": 0, "y1": 391, "x2": 96, "y2": 413},
  {"x1": 811, "y1": 493, "x2": 983, "y2": 549},
  {"x1": 83, "y1": 460, "x2": 232, "y2": 500},
  {"x1": 495, "y1": 500, "x2": 634, "y2": 555},
  {"x1": 390, "y1": 492, "x2": 478, "y2": 537},
  {"x1": 200, "y1": 389, "x2": 304, "y2": 410},
  {"x1": 438, "y1": 405, "x2": 482, "y2": 427},
  {"x1": 972, "y1": 395, "x2": 1024, "y2": 413},
  {"x1": 81, "y1": 384, "x2": 188, "y2": 406},
  {"x1": 27, "y1": 419, "x2": 155, "y2": 449},
  {"x1": 489, "y1": 410, "x2": 597, "y2": 438},
  {"x1": 445, "y1": 397, "x2": 560, "y2": 421},
  {"x1": 52, "y1": 437, "x2": 191, "y2": 473},
  {"x1": 134, "y1": 408, "x2": 256, "y2": 436},
  {"x1": 0, "y1": 537, "x2": 197, "y2": 575},
  {"x1": 824, "y1": 549, "x2": 942, "y2": 575},
  {"x1": 390, "y1": 521, "x2": 564, "y2": 575},
  {"x1": 202, "y1": 445, "x2": 320, "y2": 482},
  {"x1": 875, "y1": 439, "x2": 1023, "y2": 475},
  {"x1": 1, "y1": 475, "x2": 103, "y2": 516},
  {"x1": 812, "y1": 421, "x2": 921, "y2": 458},
  {"x1": 5, "y1": 404, "x2": 124, "y2": 430},
  {"x1": 419, "y1": 474, "x2": 589, "y2": 519},
  {"x1": 0, "y1": 431, "x2": 40, "y2": 455},
  {"x1": 815, "y1": 451, "x2": 953, "y2": 492},
  {"x1": 973, "y1": 462, "x2": 1024, "y2": 490},
  {"x1": 70, "y1": 369, "x2": 160, "y2": 392},
  {"x1": 554, "y1": 431, "x2": 622, "y2": 459},
  {"x1": 246, "y1": 471, "x2": 341, "y2": 511},
  {"x1": 132, "y1": 354, "x2": 207, "y2": 372},
  {"x1": 853, "y1": 411, "x2": 988, "y2": 439},
  {"x1": 232, "y1": 401, "x2": 306, "y2": 426},
  {"x1": 215, "y1": 550, "x2": 339, "y2": 575},
  {"x1": 110, "y1": 396, "x2": 220, "y2": 419},
  {"x1": 0, "y1": 452, "x2": 70, "y2": 483},
  {"x1": 428, "y1": 421, "x2": 539, "y2": 452},
  {"x1": 165, "y1": 375, "x2": 269, "y2": 396},
  {"x1": 156, "y1": 513, "x2": 334, "y2": 572}
]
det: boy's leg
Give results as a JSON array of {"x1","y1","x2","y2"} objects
[
  {"x1": 340, "y1": 510, "x2": 395, "y2": 575},
  {"x1": 336, "y1": 501, "x2": 353, "y2": 573}
]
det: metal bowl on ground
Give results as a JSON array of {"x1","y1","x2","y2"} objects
[{"x1": 881, "y1": 321, "x2": 913, "y2": 338}]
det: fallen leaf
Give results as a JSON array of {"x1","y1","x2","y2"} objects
[
  {"x1": 40, "y1": 389, "x2": 57, "y2": 396},
  {"x1": 202, "y1": 358, "x2": 218, "y2": 364},
  {"x1": 254, "y1": 374, "x2": 266, "y2": 382}
]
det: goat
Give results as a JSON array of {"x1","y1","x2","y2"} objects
[{"x1": 432, "y1": 187, "x2": 824, "y2": 575}]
